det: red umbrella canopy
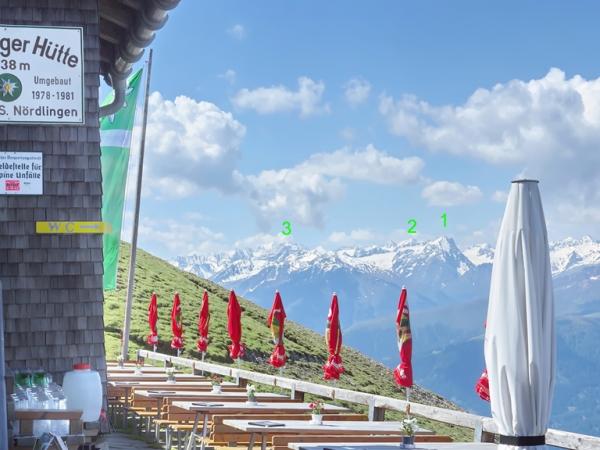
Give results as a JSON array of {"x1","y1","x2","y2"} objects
[
  {"x1": 267, "y1": 290, "x2": 287, "y2": 368},
  {"x1": 323, "y1": 293, "x2": 344, "y2": 380},
  {"x1": 170, "y1": 292, "x2": 184, "y2": 350},
  {"x1": 196, "y1": 290, "x2": 210, "y2": 353},
  {"x1": 393, "y1": 287, "x2": 413, "y2": 387},
  {"x1": 146, "y1": 292, "x2": 158, "y2": 346},
  {"x1": 227, "y1": 290, "x2": 245, "y2": 360}
]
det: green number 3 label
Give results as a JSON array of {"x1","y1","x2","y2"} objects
[
  {"x1": 281, "y1": 221, "x2": 292, "y2": 236},
  {"x1": 407, "y1": 219, "x2": 417, "y2": 234}
]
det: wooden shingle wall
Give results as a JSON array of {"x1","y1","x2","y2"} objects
[{"x1": 0, "y1": 0, "x2": 107, "y2": 386}]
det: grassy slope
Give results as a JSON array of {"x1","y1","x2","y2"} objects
[{"x1": 104, "y1": 244, "x2": 471, "y2": 441}]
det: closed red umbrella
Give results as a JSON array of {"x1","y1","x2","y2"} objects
[
  {"x1": 227, "y1": 290, "x2": 245, "y2": 360},
  {"x1": 393, "y1": 287, "x2": 413, "y2": 391},
  {"x1": 475, "y1": 321, "x2": 490, "y2": 402},
  {"x1": 323, "y1": 292, "x2": 344, "y2": 380},
  {"x1": 267, "y1": 290, "x2": 287, "y2": 369},
  {"x1": 146, "y1": 292, "x2": 158, "y2": 351},
  {"x1": 170, "y1": 292, "x2": 184, "y2": 355},
  {"x1": 196, "y1": 290, "x2": 210, "y2": 354},
  {"x1": 475, "y1": 369, "x2": 491, "y2": 401}
]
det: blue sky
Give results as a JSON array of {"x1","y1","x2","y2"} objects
[{"x1": 115, "y1": 0, "x2": 600, "y2": 258}]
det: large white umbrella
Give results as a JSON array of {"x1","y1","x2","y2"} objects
[{"x1": 484, "y1": 179, "x2": 556, "y2": 450}]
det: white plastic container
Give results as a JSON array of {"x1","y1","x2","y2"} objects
[{"x1": 62, "y1": 363, "x2": 102, "y2": 422}]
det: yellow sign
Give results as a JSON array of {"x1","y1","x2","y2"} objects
[{"x1": 36, "y1": 221, "x2": 112, "y2": 234}]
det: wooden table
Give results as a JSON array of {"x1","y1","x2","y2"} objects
[
  {"x1": 107, "y1": 373, "x2": 205, "y2": 382},
  {"x1": 223, "y1": 420, "x2": 433, "y2": 450},
  {"x1": 173, "y1": 401, "x2": 348, "y2": 450},
  {"x1": 135, "y1": 389, "x2": 290, "y2": 420},
  {"x1": 108, "y1": 380, "x2": 239, "y2": 424},
  {"x1": 12, "y1": 409, "x2": 84, "y2": 449},
  {"x1": 107, "y1": 366, "x2": 175, "y2": 373},
  {"x1": 288, "y1": 443, "x2": 498, "y2": 450}
]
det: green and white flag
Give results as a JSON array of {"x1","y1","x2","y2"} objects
[{"x1": 100, "y1": 68, "x2": 143, "y2": 290}]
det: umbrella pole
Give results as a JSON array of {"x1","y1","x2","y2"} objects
[
  {"x1": 177, "y1": 348, "x2": 180, "y2": 357},
  {"x1": 153, "y1": 344, "x2": 156, "y2": 353},
  {"x1": 201, "y1": 352, "x2": 205, "y2": 376},
  {"x1": 406, "y1": 387, "x2": 411, "y2": 410}
]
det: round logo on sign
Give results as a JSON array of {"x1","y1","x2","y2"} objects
[{"x1": 0, "y1": 73, "x2": 22, "y2": 102}]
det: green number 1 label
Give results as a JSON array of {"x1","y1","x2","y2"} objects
[{"x1": 441, "y1": 212, "x2": 447, "y2": 228}]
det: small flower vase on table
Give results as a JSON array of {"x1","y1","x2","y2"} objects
[
  {"x1": 166, "y1": 368, "x2": 176, "y2": 384},
  {"x1": 401, "y1": 436, "x2": 415, "y2": 448},
  {"x1": 309, "y1": 400, "x2": 323, "y2": 425},
  {"x1": 246, "y1": 384, "x2": 257, "y2": 405},
  {"x1": 401, "y1": 404, "x2": 417, "y2": 449},
  {"x1": 210, "y1": 374, "x2": 223, "y2": 394}
]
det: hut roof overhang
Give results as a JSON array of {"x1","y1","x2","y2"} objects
[{"x1": 99, "y1": 0, "x2": 180, "y2": 116}]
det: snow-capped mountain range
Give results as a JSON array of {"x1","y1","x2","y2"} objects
[
  {"x1": 172, "y1": 235, "x2": 600, "y2": 315},
  {"x1": 171, "y1": 235, "x2": 600, "y2": 436}
]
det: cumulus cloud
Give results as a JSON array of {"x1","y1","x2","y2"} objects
[
  {"x1": 227, "y1": 24, "x2": 246, "y2": 40},
  {"x1": 145, "y1": 92, "x2": 246, "y2": 197},
  {"x1": 240, "y1": 145, "x2": 424, "y2": 226},
  {"x1": 379, "y1": 68, "x2": 600, "y2": 164},
  {"x1": 240, "y1": 168, "x2": 344, "y2": 228},
  {"x1": 344, "y1": 78, "x2": 371, "y2": 106},
  {"x1": 421, "y1": 181, "x2": 483, "y2": 206},
  {"x1": 233, "y1": 233, "x2": 290, "y2": 249},
  {"x1": 380, "y1": 68, "x2": 600, "y2": 233},
  {"x1": 329, "y1": 229, "x2": 376, "y2": 245},
  {"x1": 139, "y1": 217, "x2": 226, "y2": 256},
  {"x1": 232, "y1": 77, "x2": 329, "y2": 117}
]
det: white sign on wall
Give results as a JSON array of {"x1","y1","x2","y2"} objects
[
  {"x1": 0, "y1": 152, "x2": 43, "y2": 195},
  {"x1": 0, "y1": 25, "x2": 84, "y2": 124}
]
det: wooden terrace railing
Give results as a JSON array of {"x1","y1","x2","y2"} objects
[{"x1": 137, "y1": 349, "x2": 600, "y2": 450}]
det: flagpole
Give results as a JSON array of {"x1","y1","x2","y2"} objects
[{"x1": 121, "y1": 48, "x2": 153, "y2": 360}]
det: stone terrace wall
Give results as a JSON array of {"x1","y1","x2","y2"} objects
[{"x1": 0, "y1": 0, "x2": 106, "y2": 386}]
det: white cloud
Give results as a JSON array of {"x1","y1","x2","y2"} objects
[
  {"x1": 306, "y1": 145, "x2": 424, "y2": 184},
  {"x1": 379, "y1": 68, "x2": 600, "y2": 164},
  {"x1": 344, "y1": 78, "x2": 371, "y2": 106},
  {"x1": 241, "y1": 145, "x2": 424, "y2": 226},
  {"x1": 491, "y1": 190, "x2": 508, "y2": 203},
  {"x1": 145, "y1": 92, "x2": 246, "y2": 197},
  {"x1": 219, "y1": 69, "x2": 236, "y2": 84},
  {"x1": 241, "y1": 168, "x2": 344, "y2": 228},
  {"x1": 381, "y1": 68, "x2": 600, "y2": 235},
  {"x1": 233, "y1": 233, "x2": 289, "y2": 249},
  {"x1": 139, "y1": 218, "x2": 226, "y2": 256},
  {"x1": 232, "y1": 77, "x2": 329, "y2": 117},
  {"x1": 227, "y1": 24, "x2": 246, "y2": 40},
  {"x1": 329, "y1": 229, "x2": 376, "y2": 245},
  {"x1": 421, "y1": 181, "x2": 483, "y2": 206}
]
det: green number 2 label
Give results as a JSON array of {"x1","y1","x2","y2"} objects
[
  {"x1": 407, "y1": 219, "x2": 417, "y2": 234},
  {"x1": 281, "y1": 221, "x2": 292, "y2": 236}
]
